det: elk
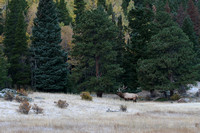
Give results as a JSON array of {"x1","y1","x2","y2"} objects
[{"x1": 116, "y1": 85, "x2": 138, "y2": 102}]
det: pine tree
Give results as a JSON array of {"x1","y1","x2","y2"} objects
[
  {"x1": 4, "y1": 0, "x2": 23, "y2": 62},
  {"x1": 3, "y1": 0, "x2": 29, "y2": 88},
  {"x1": 182, "y1": 17, "x2": 199, "y2": 48},
  {"x1": 116, "y1": 15, "x2": 125, "y2": 65},
  {"x1": 74, "y1": 0, "x2": 86, "y2": 24},
  {"x1": 176, "y1": 3, "x2": 187, "y2": 27},
  {"x1": 56, "y1": 0, "x2": 72, "y2": 25},
  {"x1": 31, "y1": 0, "x2": 68, "y2": 92},
  {"x1": 123, "y1": 7, "x2": 156, "y2": 90},
  {"x1": 187, "y1": 0, "x2": 200, "y2": 35},
  {"x1": 0, "y1": 47, "x2": 12, "y2": 89},
  {"x1": 137, "y1": 26, "x2": 197, "y2": 92},
  {"x1": 72, "y1": 7, "x2": 123, "y2": 96},
  {"x1": 12, "y1": 10, "x2": 30, "y2": 87}
]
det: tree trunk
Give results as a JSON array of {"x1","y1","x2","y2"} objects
[
  {"x1": 95, "y1": 56, "x2": 100, "y2": 78},
  {"x1": 96, "y1": 91, "x2": 103, "y2": 97},
  {"x1": 150, "y1": 89, "x2": 155, "y2": 97},
  {"x1": 170, "y1": 90, "x2": 174, "y2": 97}
]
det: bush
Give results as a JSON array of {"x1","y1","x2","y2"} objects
[
  {"x1": 15, "y1": 96, "x2": 26, "y2": 103},
  {"x1": 170, "y1": 93, "x2": 181, "y2": 101},
  {"x1": 80, "y1": 92, "x2": 92, "y2": 101},
  {"x1": 56, "y1": 100, "x2": 69, "y2": 108},
  {"x1": 4, "y1": 92, "x2": 14, "y2": 101},
  {"x1": 32, "y1": 104, "x2": 43, "y2": 114},
  {"x1": 19, "y1": 101, "x2": 31, "y2": 114},
  {"x1": 17, "y1": 89, "x2": 28, "y2": 96},
  {"x1": 120, "y1": 105, "x2": 127, "y2": 112}
]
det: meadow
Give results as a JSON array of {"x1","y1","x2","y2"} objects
[{"x1": 0, "y1": 92, "x2": 200, "y2": 133}]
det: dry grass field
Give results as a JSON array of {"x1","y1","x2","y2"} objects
[{"x1": 0, "y1": 92, "x2": 200, "y2": 133}]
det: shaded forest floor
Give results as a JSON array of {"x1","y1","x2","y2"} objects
[{"x1": 0, "y1": 92, "x2": 200, "y2": 133}]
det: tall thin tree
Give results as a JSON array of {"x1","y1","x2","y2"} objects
[{"x1": 31, "y1": 0, "x2": 68, "y2": 92}]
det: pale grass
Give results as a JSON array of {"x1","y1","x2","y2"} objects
[{"x1": 0, "y1": 92, "x2": 200, "y2": 133}]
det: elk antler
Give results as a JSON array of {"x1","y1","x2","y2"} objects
[{"x1": 117, "y1": 85, "x2": 127, "y2": 92}]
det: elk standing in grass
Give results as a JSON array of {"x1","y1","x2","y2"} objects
[{"x1": 117, "y1": 85, "x2": 138, "y2": 102}]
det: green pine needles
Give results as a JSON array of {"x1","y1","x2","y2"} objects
[
  {"x1": 72, "y1": 7, "x2": 123, "y2": 94},
  {"x1": 3, "y1": 0, "x2": 30, "y2": 88},
  {"x1": 31, "y1": 0, "x2": 68, "y2": 92}
]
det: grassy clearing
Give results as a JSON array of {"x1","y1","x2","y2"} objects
[{"x1": 0, "y1": 92, "x2": 200, "y2": 133}]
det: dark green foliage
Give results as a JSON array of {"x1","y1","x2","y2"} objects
[
  {"x1": 116, "y1": 15, "x2": 126, "y2": 86},
  {"x1": 72, "y1": 7, "x2": 123, "y2": 93},
  {"x1": 12, "y1": 10, "x2": 30, "y2": 86},
  {"x1": 97, "y1": 0, "x2": 106, "y2": 8},
  {"x1": 3, "y1": 0, "x2": 30, "y2": 88},
  {"x1": 182, "y1": 17, "x2": 199, "y2": 48},
  {"x1": 153, "y1": 0, "x2": 165, "y2": 12},
  {"x1": 107, "y1": 3, "x2": 113, "y2": 16},
  {"x1": 182, "y1": 17, "x2": 200, "y2": 79},
  {"x1": 176, "y1": 3, "x2": 187, "y2": 27},
  {"x1": 74, "y1": 0, "x2": 86, "y2": 24},
  {"x1": 137, "y1": 26, "x2": 197, "y2": 91},
  {"x1": 123, "y1": 7, "x2": 156, "y2": 90},
  {"x1": 155, "y1": 11, "x2": 177, "y2": 30},
  {"x1": 0, "y1": 47, "x2": 12, "y2": 88},
  {"x1": 31, "y1": 0, "x2": 68, "y2": 92},
  {"x1": 122, "y1": 0, "x2": 130, "y2": 16},
  {"x1": 106, "y1": 3, "x2": 115, "y2": 23},
  {"x1": 56, "y1": 0, "x2": 72, "y2": 25}
]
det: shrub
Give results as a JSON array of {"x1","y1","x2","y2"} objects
[
  {"x1": 15, "y1": 96, "x2": 26, "y2": 103},
  {"x1": 120, "y1": 105, "x2": 127, "y2": 112},
  {"x1": 80, "y1": 92, "x2": 92, "y2": 101},
  {"x1": 56, "y1": 100, "x2": 69, "y2": 108},
  {"x1": 4, "y1": 92, "x2": 14, "y2": 101},
  {"x1": 32, "y1": 104, "x2": 43, "y2": 114},
  {"x1": 170, "y1": 93, "x2": 181, "y2": 101},
  {"x1": 19, "y1": 101, "x2": 31, "y2": 114},
  {"x1": 17, "y1": 88, "x2": 28, "y2": 96}
]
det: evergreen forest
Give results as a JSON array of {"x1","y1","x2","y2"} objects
[{"x1": 1, "y1": 0, "x2": 200, "y2": 97}]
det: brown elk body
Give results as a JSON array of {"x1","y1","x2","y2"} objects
[{"x1": 117, "y1": 86, "x2": 138, "y2": 102}]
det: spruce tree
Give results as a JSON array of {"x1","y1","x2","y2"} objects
[
  {"x1": 4, "y1": 0, "x2": 23, "y2": 62},
  {"x1": 137, "y1": 26, "x2": 197, "y2": 92},
  {"x1": 182, "y1": 17, "x2": 199, "y2": 48},
  {"x1": 74, "y1": 0, "x2": 86, "y2": 24},
  {"x1": 12, "y1": 10, "x2": 30, "y2": 87},
  {"x1": 72, "y1": 7, "x2": 123, "y2": 96},
  {"x1": 123, "y1": 7, "x2": 156, "y2": 90},
  {"x1": 3, "y1": 0, "x2": 29, "y2": 88},
  {"x1": 56, "y1": 0, "x2": 72, "y2": 25},
  {"x1": 31, "y1": 0, "x2": 68, "y2": 92}
]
